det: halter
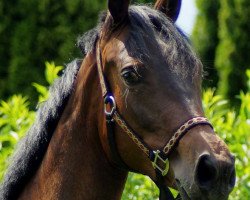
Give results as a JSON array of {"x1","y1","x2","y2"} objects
[{"x1": 96, "y1": 41, "x2": 213, "y2": 199}]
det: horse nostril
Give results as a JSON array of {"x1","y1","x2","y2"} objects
[{"x1": 195, "y1": 154, "x2": 218, "y2": 190}]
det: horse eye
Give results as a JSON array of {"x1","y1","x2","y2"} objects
[{"x1": 121, "y1": 67, "x2": 140, "y2": 85}]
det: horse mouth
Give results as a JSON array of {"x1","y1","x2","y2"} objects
[{"x1": 175, "y1": 180, "x2": 191, "y2": 200}]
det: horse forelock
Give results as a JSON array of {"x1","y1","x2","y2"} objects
[
  {"x1": 0, "y1": 60, "x2": 81, "y2": 200},
  {"x1": 127, "y1": 6, "x2": 201, "y2": 79}
]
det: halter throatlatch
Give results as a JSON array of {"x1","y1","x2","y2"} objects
[{"x1": 96, "y1": 41, "x2": 213, "y2": 199}]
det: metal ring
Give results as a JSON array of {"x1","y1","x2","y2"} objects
[{"x1": 104, "y1": 95, "x2": 116, "y2": 118}]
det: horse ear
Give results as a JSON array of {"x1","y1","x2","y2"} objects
[
  {"x1": 108, "y1": 0, "x2": 130, "y2": 24},
  {"x1": 154, "y1": 0, "x2": 182, "y2": 22}
]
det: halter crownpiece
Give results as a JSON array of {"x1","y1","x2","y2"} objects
[{"x1": 96, "y1": 41, "x2": 213, "y2": 176}]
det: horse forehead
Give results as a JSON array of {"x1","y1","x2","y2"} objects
[{"x1": 103, "y1": 38, "x2": 141, "y2": 67}]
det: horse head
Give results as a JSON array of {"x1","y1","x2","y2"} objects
[{"x1": 97, "y1": 0, "x2": 236, "y2": 199}]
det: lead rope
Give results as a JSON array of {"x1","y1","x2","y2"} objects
[{"x1": 96, "y1": 41, "x2": 213, "y2": 200}]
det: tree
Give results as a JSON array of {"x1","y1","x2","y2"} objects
[
  {"x1": 193, "y1": 0, "x2": 250, "y2": 105},
  {"x1": 0, "y1": 0, "x2": 105, "y2": 102},
  {"x1": 215, "y1": 0, "x2": 250, "y2": 103},
  {"x1": 192, "y1": 0, "x2": 220, "y2": 89}
]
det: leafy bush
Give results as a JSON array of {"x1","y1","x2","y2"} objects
[
  {"x1": 122, "y1": 173, "x2": 159, "y2": 200},
  {"x1": 0, "y1": 95, "x2": 35, "y2": 179},
  {"x1": 32, "y1": 62, "x2": 64, "y2": 103},
  {"x1": 0, "y1": 63, "x2": 249, "y2": 199}
]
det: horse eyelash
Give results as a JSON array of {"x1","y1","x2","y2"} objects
[
  {"x1": 133, "y1": 65, "x2": 143, "y2": 78},
  {"x1": 122, "y1": 88, "x2": 129, "y2": 109}
]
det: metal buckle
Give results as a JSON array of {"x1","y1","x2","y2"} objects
[
  {"x1": 151, "y1": 150, "x2": 169, "y2": 176},
  {"x1": 104, "y1": 95, "x2": 116, "y2": 119}
]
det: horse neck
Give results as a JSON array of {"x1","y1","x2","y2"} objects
[{"x1": 19, "y1": 53, "x2": 128, "y2": 200}]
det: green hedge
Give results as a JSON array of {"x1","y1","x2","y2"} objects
[{"x1": 0, "y1": 63, "x2": 249, "y2": 199}]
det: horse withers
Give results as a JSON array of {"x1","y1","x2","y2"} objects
[{"x1": 0, "y1": 0, "x2": 235, "y2": 200}]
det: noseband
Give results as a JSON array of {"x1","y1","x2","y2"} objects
[{"x1": 96, "y1": 41, "x2": 213, "y2": 199}]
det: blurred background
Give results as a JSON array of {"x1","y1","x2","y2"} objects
[{"x1": 0, "y1": 0, "x2": 249, "y2": 199}]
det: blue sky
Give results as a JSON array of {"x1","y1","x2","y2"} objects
[{"x1": 176, "y1": 0, "x2": 197, "y2": 35}]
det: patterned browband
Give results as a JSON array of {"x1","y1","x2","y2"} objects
[{"x1": 96, "y1": 41, "x2": 213, "y2": 176}]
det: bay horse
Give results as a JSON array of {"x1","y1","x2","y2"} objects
[{"x1": 0, "y1": 0, "x2": 236, "y2": 199}]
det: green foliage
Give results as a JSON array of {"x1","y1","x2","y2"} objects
[
  {"x1": 0, "y1": 0, "x2": 106, "y2": 101},
  {"x1": 193, "y1": 1, "x2": 250, "y2": 105},
  {"x1": 215, "y1": 0, "x2": 250, "y2": 104},
  {"x1": 192, "y1": 0, "x2": 220, "y2": 88},
  {"x1": 122, "y1": 173, "x2": 159, "y2": 200},
  {"x1": 32, "y1": 62, "x2": 63, "y2": 103},
  {"x1": 247, "y1": 70, "x2": 250, "y2": 90},
  {"x1": 0, "y1": 95, "x2": 35, "y2": 180}
]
